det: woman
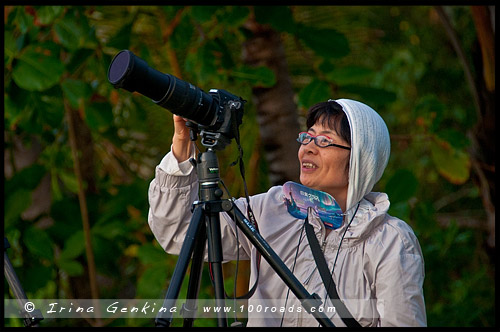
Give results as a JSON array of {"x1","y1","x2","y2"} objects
[{"x1": 148, "y1": 99, "x2": 427, "y2": 327}]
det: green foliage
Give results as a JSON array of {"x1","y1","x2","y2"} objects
[
  {"x1": 298, "y1": 79, "x2": 332, "y2": 109},
  {"x1": 385, "y1": 169, "x2": 418, "y2": 205},
  {"x1": 12, "y1": 44, "x2": 65, "y2": 91},
  {"x1": 4, "y1": 5, "x2": 493, "y2": 328}
]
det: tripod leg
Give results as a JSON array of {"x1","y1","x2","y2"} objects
[
  {"x1": 205, "y1": 212, "x2": 227, "y2": 327},
  {"x1": 155, "y1": 205, "x2": 205, "y2": 327},
  {"x1": 4, "y1": 238, "x2": 44, "y2": 327},
  {"x1": 224, "y1": 201, "x2": 335, "y2": 327},
  {"x1": 182, "y1": 219, "x2": 207, "y2": 328}
]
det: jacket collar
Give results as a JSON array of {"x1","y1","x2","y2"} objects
[{"x1": 308, "y1": 192, "x2": 390, "y2": 246}]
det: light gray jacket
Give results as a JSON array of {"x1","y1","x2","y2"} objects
[{"x1": 148, "y1": 152, "x2": 427, "y2": 327}]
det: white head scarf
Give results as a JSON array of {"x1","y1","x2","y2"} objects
[{"x1": 334, "y1": 99, "x2": 391, "y2": 213}]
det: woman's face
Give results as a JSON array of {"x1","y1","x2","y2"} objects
[{"x1": 298, "y1": 121, "x2": 351, "y2": 205}]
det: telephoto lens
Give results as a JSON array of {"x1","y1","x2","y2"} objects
[{"x1": 108, "y1": 50, "x2": 216, "y2": 126}]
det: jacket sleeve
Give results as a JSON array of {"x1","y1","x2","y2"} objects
[
  {"x1": 147, "y1": 151, "x2": 252, "y2": 261},
  {"x1": 369, "y1": 218, "x2": 427, "y2": 327}
]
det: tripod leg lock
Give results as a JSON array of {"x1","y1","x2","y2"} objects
[
  {"x1": 180, "y1": 300, "x2": 198, "y2": 318},
  {"x1": 22, "y1": 308, "x2": 44, "y2": 327},
  {"x1": 302, "y1": 293, "x2": 325, "y2": 315},
  {"x1": 221, "y1": 200, "x2": 233, "y2": 212}
]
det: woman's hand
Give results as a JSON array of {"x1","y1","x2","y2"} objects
[{"x1": 172, "y1": 115, "x2": 194, "y2": 162}]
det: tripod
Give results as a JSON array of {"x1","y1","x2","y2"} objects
[
  {"x1": 4, "y1": 237, "x2": 44, "y2": 327},
  {"x1": 154, "y1": 133, "x2": 335, "y2": 328}
]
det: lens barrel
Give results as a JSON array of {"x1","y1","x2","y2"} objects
[{"x1": 108, "y1": 50, "x2": 216, "y2": 127}]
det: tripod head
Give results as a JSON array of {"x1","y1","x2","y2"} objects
[{"x1": 190, "y1": 147, "x2": 225, "y2": 203}]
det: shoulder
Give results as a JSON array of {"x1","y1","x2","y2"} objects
[
  {"x1": 350, "y1": 193, "x2": 421, "y2": 254},
  {"x1": 233, "y1": 185, "x2": 284, "y2": 216},
  {"x1": 367, "y1": 213, "x2": 423, "y2": 260},
  {"x1": 248, "y1": 185, "x2": 284, "y2": 205},
  {"x1": 236, "y1": 185, "x2": 297, "y2": 236}
]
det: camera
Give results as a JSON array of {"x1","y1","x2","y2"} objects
[{"x1": 107, "y1": 50, "x2": 245, "y2": 148}]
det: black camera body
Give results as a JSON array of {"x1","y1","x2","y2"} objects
[{"x1": 107, "y1": 50, "x2": 245, "y2": 149}]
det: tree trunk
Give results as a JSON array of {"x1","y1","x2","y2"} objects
[
  {"x1": 469, "y1": 6, "x2": 495, "y2": 251},
  {"x1": 66, "y1": 105, "x2": 102, "y2": 326},
  {"x1": 242, "y1": 20, "x2": 300, "y2": 186},
  {"x1": 436, "y1": 6, "x2": 495, "y2": 255}
]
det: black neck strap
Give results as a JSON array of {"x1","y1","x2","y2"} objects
[{"x1": 305, "y1": 215, "x2": 361, "y2": 328}]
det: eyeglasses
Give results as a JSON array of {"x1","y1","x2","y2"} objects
[{"x1": 297, "y1": 132, "x2": 351, "y2": 150}]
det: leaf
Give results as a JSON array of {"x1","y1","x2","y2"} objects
[
  {"x1": 5, "y1": 29, "x2": 19, "y2": 66},
  {"x1": 12, "y1": 45, "x2": 65, "y2": 91},
  {"x1": 430, "y1": 135, "x2": 471, "y2": 185},
  {"x1": 55, "y1": 17, "x2": 83, "y2": 50},
  {"x1": 137, "y1": 243, "x2": 169, "y2": 265},
  {"x1": 439, "y1": 220, "x2": 460, "y2": 258},
  {"x1": 136, "y1": 265, "x2": 169, "y2": 299},
  {"x1": 60, "y1": 230, "x2": 85, "y2": 260},
  {"x1": 4, "y1": 189, "x2": 32, "y2": 228},
  {"x1": 23, "y1": 226, "x2": 54, "y2": 261},
  {"x1": 212, "y1": 38, "x2": 235, "y2": 69},
  {"x1": 385, "y1": 169, "x2": 419, "y2": 204},
  {"x1": 190, "y1": 6, "x2": 219, "y2": 22},
  {"x1": 48, "y1": 197, "x2": 83, "y2": 242},
  {"x1": 413, "y1": 95, "x2": 445, "y2": 132},
  {"x1": 297, "y1": 79, "x2": 331, "y2": 109},
  {"x1": 54, "y1": 10, "x2": 96, "y2": 50},
  {"x1": 57, "y1": 258, "x2": 84, "y2": 276},
  {"x1": 325, "y1": 65, "x2": 374, "y2": 85},
  {"x1": 4, "y1": 95, "x2": 20, "y2": 129},
  {"x1": 13, "y1": 6, "x2": 34, "y2": 34},
  {"x1": 388, "y1": 201, "x2": 411, "y2": 223},
  {"x1": 91, "y1": 235, "x2": 120, "y2": 276},
  {"x1": 296, "y1": 24, "x2": 349, "y2": 58},
  {"x1": 171, "y1": 14, "x2": 195, "y2": 51},
  {"x1": 65, "y1": 48, "x2": 94, "y2": 73},
  {"x1": 339, "y1": 84, "x2": 396, "y2": 105},
  {"x1": 231, "y1": 65, "x2": 276, "y2": 87},
  {"x1": 254, "y1": 6, "x2": 296, "y2": 33},
  {"x1": 91, "y1": 220, "x2": 126, "y2": 240},
  {"x1": 59, "y1": 171, "x2": 80, "y2": 194},
  {"x1": 22, "y1": 265, "x2": 54, "y2": 294},
  {"x1": 38, "y1": 93, "x2": 65, "y2": 129},
  {"x1": 107, "y1": 21, "x2": 133, "y2": 50},
  {"x1": 36, "y1": 6, "x2": 63, "y2": 25},
  {"x1": 125, "y1": 244, "x2": 139, "y2": 257},
  {"x1": 197, "y1": 44, "x2": 218, "y2": 85},
  {"x1": 85, "y1": 102, "x2": 114, "y2": 132},
  {"x1": 217, "y1": 6, "x2": 250, "y2": 27},
  {"x1": 61, "y1": 79, "x2": 92, "y2": 109},
  {"x1": 437, "y1": 128, "x2": 470, "y2": 150},
  {"x1": 51, "y1": 169, "x2": 63, "y2": 201},
  {"x1": 97, "y1": 180, "x2": 149, "y2": 224},
  {"x1": 4, "y1": 163, "x2": 47, "y2": 194}
]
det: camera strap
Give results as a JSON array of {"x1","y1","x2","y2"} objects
[
  {"x1": 304, "y1": 216, "x2": 361, "y2": 328},
  {"x1": 225, "y1": 105, "x2": 261, "y2": 301},
  {"x1": 217, "y1": 203, "x2": 260, "y2": 301},
  {"x1": 230, "y1": 206, "x2": 261, "y2": 300}
]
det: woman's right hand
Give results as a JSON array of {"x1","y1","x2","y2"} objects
[{"x1": 172, "y1": 115, "x2": 194, "y2": 162}]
